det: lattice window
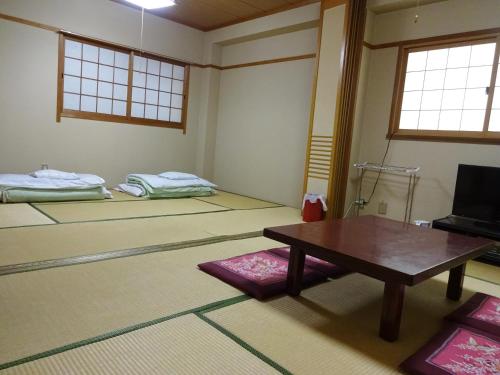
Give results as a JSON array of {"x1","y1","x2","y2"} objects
[
  {"x1": 58, "y1": 34, "x2": 189, "y2": 131},
  {"x1": 389, "y1": 35, "x2": 500, "y2": 143}
]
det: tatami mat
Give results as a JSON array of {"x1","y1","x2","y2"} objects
[
  {"x1": 1, "y1": 314, "x2": 279, "y2": 375},
  {"x1": 196, "y1": 191, "x2": 282, "y2": 210},
  {"x1": 466, "y1": 260, "x2": 500, "y2": 284},
  {"x1": 0, "y1": 207, "x2": 301, "y2": 267},
  {"x1": 0, "y1": 204, "x2": 54, "y2": 229},
  {"x1": 0, "y1": 237, "x2": 283, "y2": 365},
  {"x1": 206, "y1": 273, "x2": 500, "y2": 375},
  {"x1": 32, "y1": 199, "x2": 228, "y2": 223}
]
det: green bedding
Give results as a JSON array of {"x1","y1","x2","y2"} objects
[
  {"x1": 147, "y1": 188, "x2": 214, "y2": 199},
  {"x1": 127, "y1": 176, "x2": 214, "y2": 199},
  {"x1": 1, "y1": 187, "x2": 106, "y2": 203}
]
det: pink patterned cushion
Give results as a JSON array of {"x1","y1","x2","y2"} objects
[
  {"x1": 268, "y1": 247, "x2": 351, "y2": 279},
  {"x1": 198, "y1": 250, "x2": 326, "y2": 300},
  {"x1": 446, "y1": 293, "x2": 500, "y2": 337},
  {"x1": 400, "y1": 324, "x2": 500, "y2": 375}
]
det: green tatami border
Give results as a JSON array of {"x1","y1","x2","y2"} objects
[
  {"x1": 0, "y1": 295, "x2": 251, "y2": 371},
  {"x1": 0, "y1": 204, "x2": 293, "y2": 230},
  {"x1": 29, "y1": 207, "x2": 232, "y2": 225},
  {"x1": 28, "y1": 203, "x2": 60, "y2": 223},
  {"x1": 216, "y1": 189, "x2": 284, "y2": 207},
  {"x1": 195, "y1": 312, "x2": 293, "y2": 375},
  {"x1": 0, "y1": 230, "x2": 264, "y2": 276}
]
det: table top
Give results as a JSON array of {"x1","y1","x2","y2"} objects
[{"x1": 263, "y1": 215, "x2": 495, "y2": 285}]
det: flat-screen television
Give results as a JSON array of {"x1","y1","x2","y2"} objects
[{"x1": 452, "y1": 164, "x2": 500, "y2": 223}]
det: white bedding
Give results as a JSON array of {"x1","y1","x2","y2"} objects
[
  {"x1": 114, "y1": 183, "x2": 146, "y2": 197},
  {"x1": 0, "y1": 174, "x2": 106, "y2": 190},
  {"x1": 128, "y1": 174, "x2": 217, "y2": 189}
]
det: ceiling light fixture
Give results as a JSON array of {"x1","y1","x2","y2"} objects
[
  {"x1": 125, "y1": 0, "x2": 175, "y2": 10},
  {"x1": 414, "y1": 0, "x2": 420, "y2": 23}
]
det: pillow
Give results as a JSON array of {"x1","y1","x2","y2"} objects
[
  {"x1": 400, "y1": 323, "x2": 500, "y2": 375},
  {"x1": 268, "y1": 247, "x2": 351, "y2": 279},
  {"x1": 445, "y1": 292, "x2": 500, "y2": 337},
  {"x1": 158, "y1": 171, "x2": 199, "y2": 180},
  {"x1": 31, "y1": 169, "x2": 80, "y2": 180},
  {"x1": 198, "y1": 250, "x2": 326, "y2": 300}
]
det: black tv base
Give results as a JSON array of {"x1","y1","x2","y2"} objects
[{"x1": 433, "y1": 215, "x2": 500, "y2": 266}]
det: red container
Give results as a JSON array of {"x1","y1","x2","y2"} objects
[{"x1": 302, "y1": 200, "x2": 324, "y2": 222}]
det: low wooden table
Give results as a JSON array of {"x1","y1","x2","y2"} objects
[{"x1": 263, "y1": 215, "x2": 494, "y2": 341}]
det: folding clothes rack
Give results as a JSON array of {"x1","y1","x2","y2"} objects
[{"x1": 354, "y1": 162, "x2": 420, "y2": 223}]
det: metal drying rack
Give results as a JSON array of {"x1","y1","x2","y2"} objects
[{"x1": 354, "y1": 162, "x2": 420, "y2": 223}]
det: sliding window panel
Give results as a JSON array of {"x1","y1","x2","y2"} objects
[
  {"x1": 130, "y1": 55, "x2": 185, "y2": 124},
  {"x1": 58, "y1": 34, "x2": 189, "y2": 130},
  {"x1": 489, "y1": 62, "x2": 500, "y2": 131}
]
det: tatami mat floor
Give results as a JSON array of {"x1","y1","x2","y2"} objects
[
  {"x1": 0, "y1": 204, "x2": 55, "y2": 229},
  {"x1": 1, "y1": 314, "x2": 281, "y2": 375},
  {"x1": 0, "y1": 206, "x2": 301, "y2": 268},
  {"x1": 0, "y1": 191, "x2": 498, "y2": 374},
  {"x1": 206, "y1": 272, "x2": 499, "y2": 375},
  {"x1": 32, "y1": 199, "x2": 229, "y2": 223}
]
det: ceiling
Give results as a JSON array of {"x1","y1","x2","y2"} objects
[{"x1": 112, "y1": 0, "x2": 319, "y2": 32}]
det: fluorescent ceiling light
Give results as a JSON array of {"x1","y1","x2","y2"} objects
[{"x1": 125, "y1": 0, "x2": 175, "y2": 9}]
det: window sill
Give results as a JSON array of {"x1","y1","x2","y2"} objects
[
  {"x1": 387, "y1": 130, "x2": 500, "y2": 145},
  {"x1": 59, "y1": 110, "x2": 185, "y2": 131}
]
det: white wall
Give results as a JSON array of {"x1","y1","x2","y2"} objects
[
  {"x1": 0, "y1": 0, "x2": 204, "y2": 186},
  {"x1": 204, "y1": 2, "x2": 320, "y2": 62},
  {"x1": 212, "y1": 28, "x2": 318, "y2": 207},
  {"x1": 220, "y1": 28, "x2": 318, "y2": 66},
  {"x1": 0, "y1": 0, "x2": 321, "y2": 206},
  {"x1": 354, "y1": 0, "x2": 500, "y2": 222}
]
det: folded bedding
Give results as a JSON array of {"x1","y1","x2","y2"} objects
[
  {"x1": 158, "y1": 171, "x2": 199, "y2": 180},
  {"x1": 30, "y1": 169, "x2": 80, "y2": 180},
  {"x1": 128, "y1": 174, "x2": 216, "y2": 189},
  {"x1": 116, "y1": 173, "x2": 217, "y2": 199},
  {"x1": 0, "y1": 173, "x2": 105, "y2": 189},
  {"x1": 2, "y1": 187, "x2": 108, "y2": 203},
  {"x1": 115, "y1": 183, "x2": 146, "y2": 198},
  {"x1": 0, "y1": 173, "x2": 109, "y2": 203}
]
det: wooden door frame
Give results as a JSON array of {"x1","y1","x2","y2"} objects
[{"x1": 327, "y1": 0, "x2": 367, "y2": 219}]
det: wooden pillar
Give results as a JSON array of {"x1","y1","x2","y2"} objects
[
  {"x1": 303, "y1": 0, "x2": 366, "y2": 219},
  {"x1": 328, "y1": 0, "x2": 367, "y2": 219}
]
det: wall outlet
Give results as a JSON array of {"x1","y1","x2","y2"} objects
[
  {"x1": 354, "y1": 199, "x2": 366, "y2": 209},
  {"x1": 378, "y1": 201, "x2": 388, "y2": 215}
]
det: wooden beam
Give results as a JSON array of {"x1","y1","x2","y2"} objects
[
  {"x1": 364, "y1": 26, "x2": 500, "y2": 50},
  {"x1": 328, "y1": 0, "x2": 367, "y2": 219},
  {"x1": 0, "y1": 12, "x2": 59, "y2": 32},
  {"x1": 221, "y1": 53, "x2": 316, "y2": 70}
]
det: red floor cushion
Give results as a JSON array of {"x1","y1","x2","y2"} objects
[
  {"x1": 445, "y1": 293, "x2": 500, "y2": 337},
  {"x1": 268, "y1": 247, "x2": 351, "y2": 278},
  {"x1": 400, "y1": 324, "x2": 500, "y2": 375},
  {"x1": 198, "y1": 250, "x2": 326, "y2": 300}
]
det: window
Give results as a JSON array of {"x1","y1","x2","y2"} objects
[
  {"x1": 389, "y1": 34, "x2": 500, "y2": 143},
  {"x1": 57, "y1": 34, "x2": 189, "y2": 131}
]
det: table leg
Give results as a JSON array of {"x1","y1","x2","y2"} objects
[
  {"x1": 447, "y1": 263, "x2": 465, "y2": 301},
  {"x1": 286, "y1": 246, "x2": 305, "y2": 296},
  {"x1": 379, "y1": 282, "x2": 405, "y2": 342}
]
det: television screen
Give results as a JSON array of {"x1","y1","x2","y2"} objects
[{"x1": 452, "y1": 164, "x2": 500, "y2": 223}]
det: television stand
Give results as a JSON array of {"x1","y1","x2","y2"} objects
[{"x1": 433, "y1": 215, "x2": 500, "y2": 266}]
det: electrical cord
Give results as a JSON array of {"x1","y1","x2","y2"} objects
[
  {"x1": 365, "y1": 132, "x2": 394, "y2": 205},
  {"x1": 343, "y1": 201, "x2": 355, "y2": 218}
]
